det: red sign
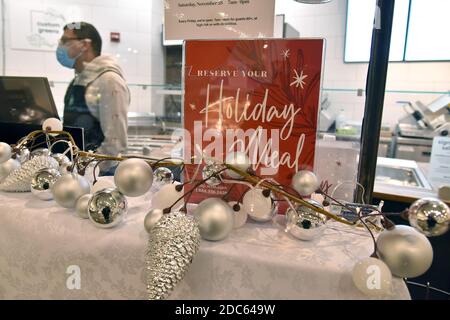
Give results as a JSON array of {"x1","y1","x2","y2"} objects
[{"x1": 184, "y1": 39, "x2": 324, "y2": 208}]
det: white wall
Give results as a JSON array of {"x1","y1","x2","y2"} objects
[
  {"x1": 0, "y1": 0, "x2": 165, "y2": 116},
  {"x1": 275, "y1": 0, "x2": 450, "y2": 128}
]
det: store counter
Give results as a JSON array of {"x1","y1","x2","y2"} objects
[{"x1": 0, "y1": 186, "x2": 410, "y2": 300}]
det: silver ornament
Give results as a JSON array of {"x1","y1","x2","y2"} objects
[
  {"x1": 194, "y1": 198, "x2": 234, "y2": 241},
  {"x1": 144, "y1": 208, "x2": 164, "y2": 233},
  {"x1": 0, "y1": 158, "x2": 21, "y2": 182},
  {"x1": 51, "y1": 173, "x2": 91, "y2": 208},
  {"x1": 114, "y1": 158, "x2": 153, "y2": 197},
  {"x1": 0, "y1": 156, "x2": 59, "y2": 192},
  {"x1": 352, "y1": 257, "x2": 392, "y2": 297},
  {"x1": 376, "y1": 225, "x2": 433, "y2": 278},
  {"x1": 59, "y1": 161, "x2": 73, "y2": 175},
  {"x1": 242, "y1": 189, "x2": 278, "y2": 222},
  {"x1": 30, "y1": 168, "x2": 61, "y2": 201},
  {"x1": 286, "y1": 199, "x2": 327, "y2": 241},
  {"x1": 30, "y1": 148, "x2": 49, "y2": 158},
  {"x1": 76, "y1": 194, "x2": 92, "y2": 219},
  {"x1": 228, "y1": 201, "x2": 248, "y2": 229},
  {"x1": 0, "y1": 142, "x2": 12, "y2": 164},
  {"x1": 17, "y1": 148, "x2": 30, "y2": 164},
  {"x1": 51, "y1": 153, "x2": 71, "y2": 168},
  {"x1": 146, "y1": 212, "x2": 200, "y2": 300},
  {"x1": 88, "y1": 188, "x2": 127, "y2": 228},
  {"x1": 225, "y1": 152, "x2": 251, "y2": 179},
  {"x1": 292, "y1": 170, "x2": 319, "y2": 196},
  {"x1": 408, "y1": 198, "x2": 450, "y2": 237},
  {"x1": 202, "y1": 162, "x2": 223, "y2": 186},
  {"x1": 153, "y1": 167, "x2": 174, "y2": 186}
]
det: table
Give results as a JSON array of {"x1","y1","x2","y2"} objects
[{"x1": 0, "y1": 189, "x2": 410, "y2": 300}]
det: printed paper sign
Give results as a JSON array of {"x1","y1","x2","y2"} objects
[
  {"x1": 183, "y1": 39, "x2": 325, "y2": 206},
  {"x1": 164, "y1": 0, "x2": 275, "y2": 41},
  {"x1": 428, "y1": 137, "x2": 450, "y2": 189}
]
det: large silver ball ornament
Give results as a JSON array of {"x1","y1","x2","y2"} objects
[
  {"x1": 88, "y1": 188, "x2": 128, "y2": 228},
  {"x1": 75, "y1": 194, "x2": 92, "y2": 219},
  {"x1": 30, "y1": 168, "x2": 61, "y2": 201},
  {"x1": 292, "y1": 170, "x2": 319, "y2": 196},
  {"x1": 376, "y1": 225, "x2": 433, "y2": 278},
  {"x1": 242, "y1": 189, "x2": 277, "y2": 222},
  {"x1": 286, "y1": 199, "x2": 327, "y2": 241},
  {"x1": 114, "y1": 158, "x2": 153, "y2": 197},
  {"x1": 0, "y1": 142, "x2": 12, "y2": 164},
  {"x1": 153, "y1": 167, "x2": 173, "y2": 186},
  {"x1": 202, "y1": 162, "x2": 224, "y2": 186},
  {"x1": 51, "y1": 173, "x2": 91, "y2": 208},
  {"x1": 408, "y1": 198, "x2": 450, "y2": 237},
  {"x1": 194, "y1": 198, "x2": 234, "y2": 241},
  {"x1": 0, "y1": 158, "x2": 21, "y2": 182},
  {"x1": 144, "y1": 208, "x2": 164, "y2": 233},
  {"x1": 225, "y1": 152, "x2": 251, "y2": 179}
]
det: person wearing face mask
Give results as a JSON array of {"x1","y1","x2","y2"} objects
[{"x1": 57, "y1": 22, "x2": 129, "y2": 175}]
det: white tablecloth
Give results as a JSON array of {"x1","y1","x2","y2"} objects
[{"x1": 0, "y1": 189, "x2": 410, "y2": 300}]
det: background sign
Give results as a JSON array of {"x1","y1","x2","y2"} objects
[
  {"x1": 164, "y1": 0, "x2": 275, "y2": 41},
  {"x1": 9, "y1": 1, "x2": 83, "y2": 51},
  {"x1": 428, "y1": 137, "x2": 450, "y2": 189},
  {"x1": 184, "y1": 39, "x2": 325, "y2": 205}
]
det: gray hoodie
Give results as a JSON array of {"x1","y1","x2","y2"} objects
[{"x1": 72, "y1": 55, "x2": 130, "y2": 168}]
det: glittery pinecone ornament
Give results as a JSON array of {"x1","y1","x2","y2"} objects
[
  {"x1": 146, "y1": 212, "x2": 200, "y2": 300},
  {"x1": 0, "y1": 156, "x2": 59, "y2": 192}
]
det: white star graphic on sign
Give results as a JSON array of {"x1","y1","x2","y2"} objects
[
  {"x1": 189, "y1": 103, "x2": 196, "y2": 111},
  {"x1": 290, "y1": 69, "x2": 308, "y2": 89},
  {"x1": 281, "y1": 49, "x2": 290, "y2": 59}
]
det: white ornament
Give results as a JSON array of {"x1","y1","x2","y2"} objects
[
  {"x1": 151, "y1": 182, "x2": 184, "y2": 212},
  {"x1": 292, "y1": 170, "x2": 319, "y2": 196},
  {"x1": 242, "y1": 189, "x2": 275, "y2": 222},
  {"x1": 228, "y1": 201, "x2": 248, "y2": 229},
  {"x1": 42, "y1": 118, "x2": 63, "y2": 133},
  {"x1": 0, "y1": 158, "x2": 21, "y2": 182},
  {"x1": 76, "y1": 194, "x2": 92, "y2": 219},
  {"x1": 0, "y1": 142, "x2": 12, "y2": 164}
]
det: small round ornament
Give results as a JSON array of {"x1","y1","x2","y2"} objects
[
  {"x1": 75, "y1": 194, "x2": 92, "y2": 219},
  {"x1": 228, "y1": 201, "x2": 248, "y2": 229},
  {"x1": 51, "y1": 173, "x2": 91, "y2": 208},
  {"x1": 292, "y1": 170, "x2": 319, "y2": 196},
  {"x1": 30, "y1": 168, "x2": 61, "y2": 201},
  {"x1": 42, "y1": 118, "x2": 63, "y2": 132},
  {"x1": 408, "y1": 197, "x2": 450, "y2": 237},
  {"x1": 202, "y1": 162, "x2": 224, "y2": 186},
  {"x1": 242, "y1": 188, "x2": 276, "y2": 222},
  {"x1": 0, "y1": 142, "x2": 12, "y2": 164},
  {"x1": 114, "y1": 158, "x2": 153, "y2": 197},
  {"x1": 194, "y1": 198, "x2": 234, "y2": 241},
  {"x1": 286, "y1": 199, "x2": 327, "y2": 241},
  {"x1": 352, "y1": 257, "x2": 392, "y2": 297},
  {"x1": 376, "y1": 225, "x2": 433, "y2": 278},
  {"x1": 88, "y1": 188, "x2": 128, "y2": 228},
  {"x1": 225, "y1": 152, "x2": 251, "y2": 179},
  {"x1": 91, "y1": 177, "x2": 116, "y2": 194},
  {"x1": 0, "y1": 158, "x2": 21, "y2": 182},
  {"x1": 17, "y1": 148, "x2": 30, "y2": 164},
  {"x1": 151, "y1": 182, "x2": 184, "y2": 212},
  {"x1": 144, "y1": 208, "x2": 164, "y2": 233},
  {"x1": 153, "y1": 167, "x2": 174, "y2": 186}
]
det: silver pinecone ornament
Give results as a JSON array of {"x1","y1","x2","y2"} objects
[
  {"x1": 146, "y1": 212, "x2": 200, "y2": 300},
  {"x1": 0, "y1": 156, "x2": 59, "y2": 192}
]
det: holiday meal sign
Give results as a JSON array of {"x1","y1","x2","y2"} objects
[{"x1": 184, "y1": 39, "x2": 325, "y2": 205}]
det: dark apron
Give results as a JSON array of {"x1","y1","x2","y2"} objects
[{"x1": 63, "y1": 70, "x2": 120, "y2": 151}]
